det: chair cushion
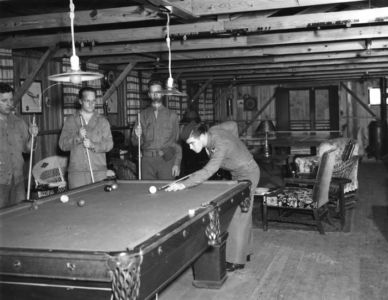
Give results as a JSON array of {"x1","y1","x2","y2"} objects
[
  {"x1": 294, "y1": 156, "x2": 319, "y2": 173},
  {"x1": 265, "y1": 187, "x2": 316, "y2": 209}
]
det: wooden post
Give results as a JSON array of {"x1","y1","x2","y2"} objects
[{"x1": 380, "y1": 77, "x2": 388, "y2": 156}]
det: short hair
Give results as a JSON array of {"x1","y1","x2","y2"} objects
[
  {"x1": 180, "y1": 121, "x2": 208, "y2": 141},
  {"x1": 78, "y1": 87, "x2": 96, "y2": 99},
  {"x1": 148, "y1": 79, "x2": 163, "y2": 89},
  {"x1": 0, "y1": 82, "x2": 14, "y2": 94}
]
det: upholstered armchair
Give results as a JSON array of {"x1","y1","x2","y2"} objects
[
  {"x1": 293, "y1": 138, "x2": 359, "y2": 194},
  {"x1": 262, "y1": 149, "x2": 336, "y2": 234}
]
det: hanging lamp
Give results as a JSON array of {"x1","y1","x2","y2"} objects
[
  {"x1": 48, "y1": 0, "x2": 103, "y2": 84},
  {"x1": 159, "y1": 12, "x2": 187, "y2": 97}
]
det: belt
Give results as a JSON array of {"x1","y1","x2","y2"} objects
[{"x1": 142, "y1": 149, "x2": 163, "y2": 157}]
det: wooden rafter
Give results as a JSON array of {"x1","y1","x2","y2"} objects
[
  {"x1": 0, "y1": 6, "x2": 162, "y2": 33},
  {"x1": 176, "y1": 0, "x2": 366, "y2": 16},
  {"x1": 4, "y1": 7, "x2": 388, "y2": 49},
  {"x1": 131, "y1": 0, "x2": 197, "y2": 19}
]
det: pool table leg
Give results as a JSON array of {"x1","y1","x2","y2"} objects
[{"x1": 191, "y1": 232, "x2": 228, "y2": 289}]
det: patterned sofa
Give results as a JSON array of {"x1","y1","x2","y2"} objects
[{"x1": 294, "y1": 138, "x2": 359, "y2": 194}]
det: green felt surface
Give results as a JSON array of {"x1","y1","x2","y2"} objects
[{"x1": 0, "y1": 180, "x2": 238, "y2": 252}]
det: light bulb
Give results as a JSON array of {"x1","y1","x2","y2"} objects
[
  {"x1": 70, "y1": 74, "x2": 82, "y2": 84},
  {"x1": 167, "y1": 77, "x2": 174, "y2": 89},
  {"x1": 70, "y1": 54, "x2": 80, "y2": 71}
]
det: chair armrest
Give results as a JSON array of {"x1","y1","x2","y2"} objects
[{"x1": 331, "y1": 177, "x2": 352, "y2": 185}]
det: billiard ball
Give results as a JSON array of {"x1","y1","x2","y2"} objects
[
  {"x1": 60, "y1": 195, "x2": 69, "y2": 203},
  {"x1": 104, "y1": 185, "x2": 112, "y2": 192},
  {"x1": 188, "y1": 209, "x2": 196, "y2": 217},
  {"x1": 149, "y1": 186, "x2": 157, "y2": 194},
  {"x1": 77, "y1": 200, "x2": 85, "y2": 207},
  {"x1": 30, "y1": 202, "x2": 39, "y2": 210},
  {"x1": 111, "y1": 183, "x2": 118, "y2": 190}
]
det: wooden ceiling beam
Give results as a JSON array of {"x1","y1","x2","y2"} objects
[
  {"x1": 223, "y1": 7, "x2": 388, "y2": 32},
  {"x1": 0, "y1": 6, "x2": 162, "y2": 33},
  {"x1": 131, "y1": 0, "x2": 197, "y2": 19},
  {"x1": 182, "y1": 72, "x2": 385, "y2": 82},
  {"x1": 4, "y1": 8, "x2": 388, "y2": 49},
  {"x1": 177, "y1": 65, "x2": 388, "y2": 77},
  {"x1": 159, "y1": 48, "x2": 388, "y2": 62},
  {"x1": 53, "y1": 38, "x2": 388, "y2": 58},
  {"x1": 147, "y1": 60, "x2": 388, "y2": 76},
  {"x1": 176, "y1": 0, "x2": 366, "y2": 16},
  {"x1": 87, "y1": 55, "x2": 157, "y2": 65},
  {"x1": 137, "y1": 55, "x2": 388, "y2": 71}
]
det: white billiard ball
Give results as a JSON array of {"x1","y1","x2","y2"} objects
[
  {"x1": 149, "y1": 186, "x2": 157, "y2": 194},
  {"x1": 60, "y1": 195, "x2": 69, "y2": 203}
]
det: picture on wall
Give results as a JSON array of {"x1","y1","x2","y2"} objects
[{"x1": 20, "y1": 80, "x2": 42, "y2": 114}]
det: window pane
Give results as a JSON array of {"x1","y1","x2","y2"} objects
[
  {"x1": 315, "y1": 89, "x2": 330, "y2": 130},
  {"x1": 289, "y1": 89, "x2": 310, "y2": 130}
]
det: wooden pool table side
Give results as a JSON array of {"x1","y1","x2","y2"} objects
[{"x1": 0, "y1": 180, "x2": 251, "y2": 300}]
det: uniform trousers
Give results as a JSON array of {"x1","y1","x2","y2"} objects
[
  {"x1": 0, "y1": 176, "x2": 25, "y2": 208},
  {"x1": 226, "y1": 164, "x2": 260, "y2": 265},
  {"x1": 141, "y1": 155, "x2": 175, "y2": 180}
]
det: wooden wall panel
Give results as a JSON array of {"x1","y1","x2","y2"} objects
[
  {"x1": 12, "y1": 52, "x2": 63, "y2": 165},
  {"x1": 213, "y1": 84, "x2": 276, "y2": 135}
]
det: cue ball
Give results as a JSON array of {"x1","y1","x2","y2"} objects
[
  {"x1": 111, "y1": 183, "x2": 118, "y2": 190},
  {"x1": 104, "y1": 185, "x2": 112, "y2": 192},
  {"x1": 77, "y1": 200, "x2": 85, "y2": 207},
  {"x1": 188, "y1": 209, "x2": 196, "y2": 217},
  {"x1": 149, "y1": 186, "x2": 157, "y2": 194},
  {"x1": 60, "y1": 195, "x2": 69, "y2": 203}
]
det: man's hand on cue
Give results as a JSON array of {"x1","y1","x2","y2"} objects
[
  {"x1": 79, "y1": 127, "x2": 87, "y2": 139},
  {"x1": 165, "y1": 182, "x2": 185, "y2": 192},
  {"x1": 83, "y1": 138, "x2": 94, "y2": 149}
]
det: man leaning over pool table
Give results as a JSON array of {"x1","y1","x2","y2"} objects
[{"x1": 166, "y1": 121, "x2": 260, "y2": 272}]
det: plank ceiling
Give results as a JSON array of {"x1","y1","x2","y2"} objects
[{"x1": 1, "y1": 0, "x2": 388, "y2": 84}]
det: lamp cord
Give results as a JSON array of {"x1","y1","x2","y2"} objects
[
  {"x1": 165, "y1": 12, "x2": 172, "y2": 80},
  {"x1": 70, "y1": 0, "x2": 76, "y2": 59}
]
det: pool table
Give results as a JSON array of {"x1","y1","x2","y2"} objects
[{"x1": 0, "y1": 180, "x2": 251, "y2": 300}]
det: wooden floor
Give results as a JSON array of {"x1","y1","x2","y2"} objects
[{"x1": 158, "y1": 159, "x2": 388, "y2": 300}]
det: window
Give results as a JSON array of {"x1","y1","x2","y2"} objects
[
  {"x1": 368, "y1": 87, "x2": 388, "y2": 106},
  {"x1": 276, "y1": 86, "x2": 338, "y2": 132}
]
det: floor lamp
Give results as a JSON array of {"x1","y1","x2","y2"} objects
[{"x1": 256, "y1": 120, "x2": 276, "y2": 158}]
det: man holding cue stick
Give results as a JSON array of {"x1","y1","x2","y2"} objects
[
  {"x1": 132, "y1": 79, "x2": 181, "y2": 180},
  {"x1": 166, "y1": 121, "x2": 260, "y2": 272},
  {"x1": 0, "y1": 82, "x2": 38, "y2": 208},
  {"x1": 59, "y1": 87, "x2": 113, "y2": 189}
]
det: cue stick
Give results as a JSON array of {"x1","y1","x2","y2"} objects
[
  {"x1": 79, "y1": 115, "x2": 95, "y2": 183},
  {"x1": 159, "y1": 174, "x2": 191, "y2": 191},
  {"x1": 26, "y1": 114, "x2": 36, "y2": 201},
  {"x1": 137, "y1": 112, "x2": 142, "y2": 180}
]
